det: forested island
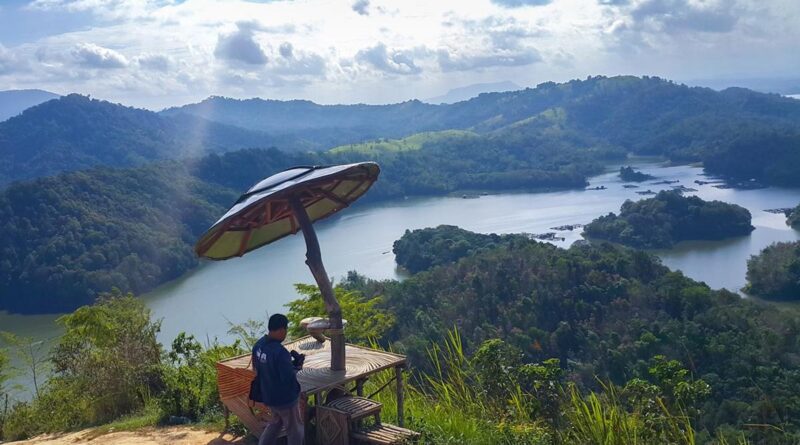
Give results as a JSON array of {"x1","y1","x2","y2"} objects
[
  {"x1": 618, "y1": 165, "x2": 655, "y2": 182},
  {"x1": 583, "y1": 191, "x2": 754, "y2": 248},
  {"x1": 4, "y1": 226, "x2": 800, "y2": 444},
  {"x1": 746, "y1": 241, "x2": 800, "y2": 300}
]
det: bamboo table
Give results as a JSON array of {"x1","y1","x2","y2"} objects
[{"x1": 216, "y1": 336, "x2": 407, "y2": 439}]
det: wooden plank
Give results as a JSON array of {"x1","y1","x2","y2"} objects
[
  {"x1": 396, "y1": 366, "x2": 405, "y2": 427},
  {"x1": 352, "y1": 423, "x2": 420, "y2": 445}
]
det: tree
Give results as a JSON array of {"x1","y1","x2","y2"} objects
[
  {"x1": 50, "y1": 290, "x2": 163, "y2": 424},
  {"x1": 286, "y1": 283, "x2": 395, "y2": 345},
  {"x1": 0, "y1": 333, "x2": 49, "y2": 399}
]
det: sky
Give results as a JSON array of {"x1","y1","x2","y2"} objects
[{"x1": 0, "y1": 0, "x2": 798, "y2": 109}]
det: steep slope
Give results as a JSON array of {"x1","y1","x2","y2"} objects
[{"x1": 0, "y1": 89, "x2": 60, "y2": 122}]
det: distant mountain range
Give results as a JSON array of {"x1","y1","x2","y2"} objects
[
  {"x1": 3, "y1": 75, "x2": 800, "y2": 313},
  {"x1": 424, "y1": 81, "x2": 521, "y2": 104},
  {"x1": 2, "y1": 76, "x2": 800, "y2": 188},
  {"x1": 0, "y1": 89, "x2": 60, "y2": 122}
]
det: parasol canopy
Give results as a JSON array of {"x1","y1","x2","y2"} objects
[
  {"x1": 194, "y1": 161, "x2": 380, "y2": 371},
  {"x1": 195, "y1": 162, "x2": 380, "y2": 260}
]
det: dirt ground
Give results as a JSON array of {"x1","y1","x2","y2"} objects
[{"x1": 7, "y1": 427, "x2": 254, "y2": 445}]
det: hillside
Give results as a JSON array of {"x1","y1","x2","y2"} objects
[
  {"x1": 328, "y1": 130, "x2": 479, "y2": 154},
  {"x1": 0, "y1": 123, "x2": 601, "y2": 313},
  {"x1": 0, "y1": 95, "x2": 306, "y2": 185},
  {"x1": 3, "y1": 77, "x2": 800, "y2": 186},
  {"x1": 350, "y1": 226, "x2": 800, "y2": 441},
  {"x1": 583, "y1": 191, "x2": 754, "y2": 248},
  {"x1": 166, "y1": 76, "x2": 800, "y2": 186},
  {"x1": 0, "y1": 89, "x2": 60, "y2": 122}
]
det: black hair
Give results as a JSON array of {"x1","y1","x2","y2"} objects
[{"x1": 268, "y1": 313, "x2": 289, "y2": 332}]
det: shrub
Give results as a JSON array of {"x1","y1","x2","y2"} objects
[{"x1": 159, "y1": 332, "x2": 244, "y2": 422}]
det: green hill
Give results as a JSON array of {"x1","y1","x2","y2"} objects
[
  {"x1": 167, "y1": 76, "x2": 800, "y2": 187},
  {"x1": 0, "y1": 126, "x2": 600, "y2": 313},
  {"x1": 4, "y1": 76, "x2": 800, "y2": 187},
  {"x1": 0, "y1": 94, "x2": 308, "y2": 185}
]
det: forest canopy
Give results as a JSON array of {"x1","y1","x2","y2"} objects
[{"x1": 350, "y1": 225, "x2": 800, "y2": 440}]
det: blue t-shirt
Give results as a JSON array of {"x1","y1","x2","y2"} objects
[{"x1": 252, "y1": 336, "x2": 301, "y2": 408}]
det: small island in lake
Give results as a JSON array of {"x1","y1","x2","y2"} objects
[
  {"x1": 583, "y1": 190, "x2": 754, "y2": 248},
  {"x1": 619, "y1": 166, "x2": 655, "y2": 182},
  {"x1": 746, "y1": 241, "x2": 800, "y2": 300}
]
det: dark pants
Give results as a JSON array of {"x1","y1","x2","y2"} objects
[{"x1": 259, "y1": 401, "x2": 304, "y2": 445}]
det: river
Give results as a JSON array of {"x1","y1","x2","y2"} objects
[{"x1": 1, "y1": 160, "x2": 799, "y2": 396}]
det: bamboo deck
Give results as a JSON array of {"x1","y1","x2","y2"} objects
[{"x1": 216, "y1": 336, "x2": 407, "y2": 438}]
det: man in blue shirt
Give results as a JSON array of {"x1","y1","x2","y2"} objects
[{"x1": 253, "y1": 314, "x2": 304, "y2": 445}]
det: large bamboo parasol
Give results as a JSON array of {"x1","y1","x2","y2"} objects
[{"x1": 195, "y1": 162, "x2": 380, "y2": 371}]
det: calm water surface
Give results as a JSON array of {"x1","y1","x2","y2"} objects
[{"x1": 2, "y1": 161, "x2": 799, "y2": 395}]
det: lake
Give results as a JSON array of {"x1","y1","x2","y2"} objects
[{"x1": 2, "y1": 160, "x2": 799, "y2": 396}]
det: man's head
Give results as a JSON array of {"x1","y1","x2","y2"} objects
[{"x1": 268, "y1": 313, "x2": 289, "y2": 341}]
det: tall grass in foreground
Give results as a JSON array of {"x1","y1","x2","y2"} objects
[
  {"x1": 367, "y1": 330, "x2": 753, "y2": 445},
  {"x1": 369, "y1": 331, "x2": 550, "y2": 444}
]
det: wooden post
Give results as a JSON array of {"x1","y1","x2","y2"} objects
[
  {"x1": 356, "y1": 378, "x2": 365, "y2": 397},
  {"x1": 396, "y1": 366, "x2": 405, "y2": 427},
  {"x1": 289, "y1": 195, "x2": 346, "y2": 371}
]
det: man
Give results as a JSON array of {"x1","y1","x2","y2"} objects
[{"x1": 252, "y1": 313, "x2": 304, "y2": 445}]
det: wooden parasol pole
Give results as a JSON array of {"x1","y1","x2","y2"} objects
[{"x1": 289, "y1": 196, "x2": 346, "y2": 371}]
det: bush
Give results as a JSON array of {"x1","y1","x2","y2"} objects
[{"x1": 159, "y1": 332, "x2": 244, "y2": 422}]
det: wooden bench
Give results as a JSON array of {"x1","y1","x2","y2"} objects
[
  {"x1": 325, "y1": 396, "x2": 382, "y2": 425},
  {"x1": 317, "y1": 396, "x2": 419, "y2": 444},
  {"x1": 352, "y1": 423, "x2": 420, "y2": 445}
]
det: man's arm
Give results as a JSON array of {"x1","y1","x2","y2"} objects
[{"x1": 276, "y1": 348, "x2": 298, "y2": 385}]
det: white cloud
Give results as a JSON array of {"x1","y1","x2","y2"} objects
[
  {"x1": 356, "y1": 43, "x2": 423, "y2": 75},
  {"x1": 0, "y1": 0, "x2": 797, "y2": 107},
  {"x1": 630, "y1": 0, "x2": 739, "y2": 33},
  {"x1": 279, "y1": 42, "x2": 293, "y2": 58},
  {"x1": 491, "y1": 0, "x2": 552, "y2": 7},
  {"x1": 71, "y1": 43, "x2": 128, "y2": 68},
  {"x1": 352, "y1": 0, "x2": 369, "y2": 16},
  {"x1": 214, "y1": 22, "x2": 268, "y2": 66},
  {"x1": 438, "y1": 48, "x2": 542, "y2": 71},
  {"x1": 271, "y1": 44, "x2": 327, "y2": 76},
  {"x1": 0, "y1": 44, "x2": 31, "y2": 75},
  {"x1": 136, "y1": 53, "x2": 171, "y2": 71}
]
